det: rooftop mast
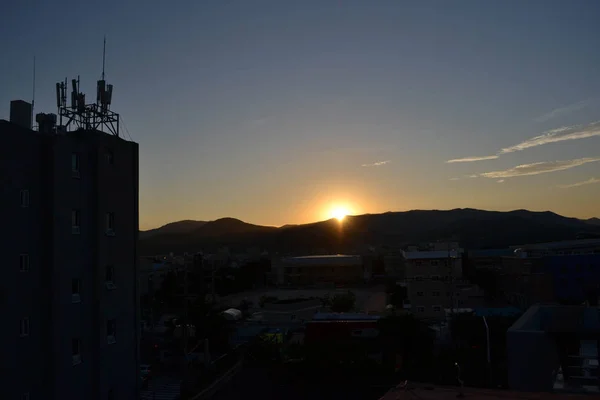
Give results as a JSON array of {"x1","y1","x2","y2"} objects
[{"x1": 55, "y1": 36, "x2": 119, "y2": 136}]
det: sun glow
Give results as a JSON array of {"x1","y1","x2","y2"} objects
[{"x1": 330, "y1": 206, "x2": 351, "y2": 222}]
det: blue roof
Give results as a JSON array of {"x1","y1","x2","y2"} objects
[
  {"x1": 313, "y1": 313, "x2": 380, "y2": 321},
  {"x1": 468, "y1": 249, "x2": 515, "y2": 258},
  {"x1": 474, "y1": 307, "x2": 522, "y2": 318}
]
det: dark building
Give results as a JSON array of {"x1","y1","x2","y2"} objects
[
  {"x1": 543, "y1": 254, "x2": 600, "y2": 304},
  {"x1": 508, "y1": 305, "x2": 600, "y2": 393},
  {"x1": 0, "y1": 98, "x2": 139, "y2": 399}
]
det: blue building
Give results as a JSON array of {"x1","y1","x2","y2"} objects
[{"x1": 544, "y1": 254, "x2": 600, "y2": 303}]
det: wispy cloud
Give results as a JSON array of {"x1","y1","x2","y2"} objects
[
  {"x1": 479, "y1": 157, "x2": 600, "y2": 179},
  {"x1": 500, "y1": 121, "x2": 600, "y2": 154},
  {"x1": 558, "y1": 177, "x2": 600, "y2": 189},
  {"x1": 446, "y1": 121, "x2": 600, "y2": 163},
  {"x1": 497, "y1": 180, "x2": 505, "y2": 183},
  {"x1": 362, "y1": 160, "x2": 390, "y2": 167},
  {"x1": 534, "y1": 100, "x2": 590, "y2": 123},
  {"x1": 449, "y1": 177, "x2": 461, "y2": 181},
  {"x1": 446, "y1": 155, "x2": 499, "y2": 163}
]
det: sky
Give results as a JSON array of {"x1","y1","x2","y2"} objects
[{"x1": 2, "y1": 0, "x2": 600, "y2": 230}]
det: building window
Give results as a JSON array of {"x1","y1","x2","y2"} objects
[
  {"x1": 431, "y1": 275, "x2": 441, "y2": 281},
  {"x1": 105, "y1": 265, "x2": 116, "y2": 289},
  {"x1": 415, "y1": 261, "x2": 423, "y2": 267},
  {"x1": 106, "y1": 212, "x2": 115, "y2": 236},
  {"x1": 20, "y1": 317, "x2": 30, "y2": 337},
  {"x1": 106, "y1": 319, "x2": 116, "y2": 344},
  {"x1": 416, "y1": 306, "x2": 425, "y2": 313},
  {"x1": 72, "y1": 338, "x2": 82, "y2": 365},
  {"x1": 72, "y1": 279, "x2": 81, "y2": 303},
  {"x1": 19, "y1": 254, "x2": 30, "y2": 272},
  {"x1": 432, "y1": 291, "x2": 441, "y2": 297},
  {"x1": 72, "y1": 209, "x2": 80, "y2": 234},
  {"x1": 105, "y1": 150, "x2": 114, "y2": 165},
  {"x1": 432, "y1": 305, "x2": 442, "y2": 312},
  {"x1": 71, "y1": 153, "x2": 80, "y2": 178},
  {"x1": 416, "y1": 291, "x2": 424, "y2": 297},
  {"x1": 431, "y1": 260, "x2": 439, "y2": 267},
  {"x1": 414, "y1": 276, "x2": 424, "y2": 282},
  {"x1": 20, "y1": 190, "x2": 30, "y2": 207}
]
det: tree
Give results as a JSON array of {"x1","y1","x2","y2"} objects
[{"x1": 330, "y1": 291, "x2": 356, "y2": 312}]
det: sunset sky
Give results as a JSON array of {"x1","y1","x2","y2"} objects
[{"x1": 2, "y1": 1, "x2": 600, "y2": 230}]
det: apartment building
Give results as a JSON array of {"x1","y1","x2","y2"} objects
[
  {"x1": 403, "y1": 250, "x2": 464, "y2": 320},
  {"x1": 0, "y1": 99, "x2": 139, "y2": 400}
]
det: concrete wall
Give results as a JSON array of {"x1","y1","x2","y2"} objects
[
  {"x1": 0, "y1": 123, "x2": 50, "y2": 399},
  {"x1": 507, "y1": 329, "x2": 559, "y2": 391}
]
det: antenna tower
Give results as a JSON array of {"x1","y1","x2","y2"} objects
[
  {"x1": 55, "y1": 36, "x2": 119, "y2": 136},
  {"x1": 32, "y1": 56, "x2": 36, "y2": 128}
]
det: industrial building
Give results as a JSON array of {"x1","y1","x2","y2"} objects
[{"x1": 0, "y1": 65, "x2": 139, "y2": 400}]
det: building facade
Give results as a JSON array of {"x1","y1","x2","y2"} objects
[
  {"x1": 403, "y1": 250, "x2": 465, "y2": 320},
  {"x1": 0, "y1": 103, "x2": 139, "y2": 400},
  {"x1": 543, "y1": 254, "x2": 600, "y2": 304}
]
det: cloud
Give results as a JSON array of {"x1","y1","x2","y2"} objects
[
  {"x1": 558, "y1": 177, "x2": 600, "y2": 189},
  {"x1": 446, "y1": 155, "x2": 499, "y2": 163},
  {"x1": 362, "y1": 160, "x2": 390, "y2": 167},
  {"x1": 534, "y1": 100, "x2": 590, "y2": 123},
  {"x1": 478, "y1": 157, "x2": 600, "y2": 179},
  {"x1": 500, "y1": 121, "x2": 600, "y2": 154},
  {"x1": 449, "y1": 177, "x2": 461, "y2": 181},
  {"x1": 497, "y1": 180, "x2": 505, "y2": 183}
]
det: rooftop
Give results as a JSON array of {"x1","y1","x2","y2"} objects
[
  {"x1": 403, "y1": 251, "x2": 460, "y2": 260},
  {"x1": 510, "y1": 239, "x2": 600, "y2": 251},
  {"x1": 378, "y1": 382, "x2": 590, "y2": 400},
  {"x1": 468, "y1": 249, "x2": 516, "y2": 258}
]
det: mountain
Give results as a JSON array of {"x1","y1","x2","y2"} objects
[
  {"x1": 585, "y1": 218, "x2": 600, "y2": 226},
  {"x1": 139, "y1": 220, "x2": 207, "y2": 239},
  {"x1": 138, "y1": 209, "x2": 600, "y2": 255}
]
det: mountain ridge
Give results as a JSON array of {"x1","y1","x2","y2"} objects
[{"x1": 139, "y1": 209, "x2": 600, "y2": 255}]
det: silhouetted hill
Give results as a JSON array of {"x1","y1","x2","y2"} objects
[
  {"x1": 585, "y1": 218, "x2": 600, "y2": 226},
  {"x1": 139, "y1": 220, "x2": 207, "y2": 239},
  {"x1": 138, "y1": 209, "x2": 600, "y2": 255}
]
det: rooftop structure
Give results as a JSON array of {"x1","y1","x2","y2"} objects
[
  {"x1": 508, "y1": 305, "x2": 600, "y2": 393},
  {"x1": 378, "y1": 382, "x2": 591, "y2": 400}
]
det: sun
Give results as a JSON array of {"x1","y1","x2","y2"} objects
[{"x1": 330, "y1": 207, "x2": 350, "y2": 222}]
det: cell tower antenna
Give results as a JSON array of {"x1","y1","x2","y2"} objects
[
  {"x1": 32, "y1": 56, "x2": 36, "y2": 128},
  {"x1": 102, "y1": 36, "x2": 106, "y2": 80}
]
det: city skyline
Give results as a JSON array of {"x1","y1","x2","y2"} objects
[{"x1": 2, "y1": 1, "x2": 600, "y2": 230}]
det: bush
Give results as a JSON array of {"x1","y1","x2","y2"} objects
[{"x1": 330, "y1": 291, "x2": 356, "y2": 312}]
